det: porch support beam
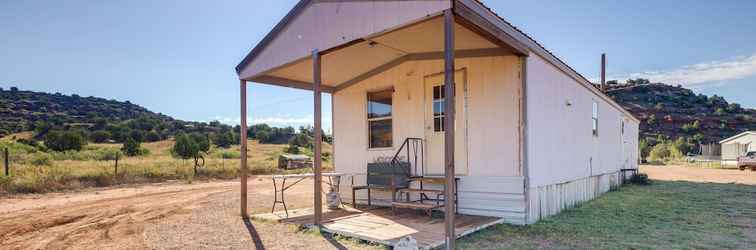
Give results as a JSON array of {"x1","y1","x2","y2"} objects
[
  {"x1": 442, "y1": 9, "x2": 456, "y2": 250},
  {"x1": 333, "y1": 48, "x2": 510, "y2": 93},
  {"x1": 312, "y1": 49, "x2": 323, "y2": 226},
  {"x1": 239, "y1": 79, "x2": 249, "y2": 218},
  {"x1": 251, "y1": 75, "x2": 335, "y2": 93}
]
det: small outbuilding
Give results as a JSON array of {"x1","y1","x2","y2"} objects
[
  {"x1": 278, "y1": 154, "x2": 313, "y2": 170},
  {"x1": 720, "y1": 131, "x2": 755, "y2": 166}
]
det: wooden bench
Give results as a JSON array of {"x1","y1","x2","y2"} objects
[{"x1": 351, "y1": 162, "x2": 410, "y2": 208}]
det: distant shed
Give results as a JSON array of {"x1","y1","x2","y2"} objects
[{"x1": 278, "y1": 154, "x2": 312, "y2": 170}]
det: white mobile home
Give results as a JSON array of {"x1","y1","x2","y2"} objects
[
  {"x1": 720, "y1": 131, "x2": 755, "y2": 166},
  {"x1": 235, "y1": 0, "x2": 639, "y2": 246}
]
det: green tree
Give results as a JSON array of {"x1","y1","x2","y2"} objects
[
  {"x1": 646, "y1": 114, "x2": 656, "y2": 125},
  {"x1": 639, "y1": 138, "x2": 650, "y2": 161},
  {"x1": 90, "y1": 130, "x2": 111, "y2": 143},
  {"x1": 172, "y1": 133, "x2": 197, "y2": 160},
  {"x1": 189, "y1": 133, "x2": 210, "y2": 153},
  {"x1": 648, "y1": 143, "x2": 671, "y2": 162},
  {"x1": 145, "y1": 130, "x2": 161, "y2": 142},
  {"x1": 121, "y1": 138, "x2": 142, "y2": 156},
  {"x1": 44, "y1": 130, "x2": 87, "y2": 151},
  {"x1": 173, "y1": 133, "x2": 209, "y2": 175},
  {"x1": 213, "y1": 131, "x2": 235, "y2": 148}
]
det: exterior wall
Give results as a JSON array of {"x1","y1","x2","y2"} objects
[
  {"x1": 334, "y1": 56, "x2": 525, "y2": 222},
  {"x1": 526, "y1": 171, "x2": 621, "y2": 224},
  {"x1": 239, "y1": 0, "x2": 450, "y2": 80},
  {"x1": 721, "y1": 133, "x2": 755, "y2": 164},
  {"x1": 524, "y1": 54, "x2": 640, "y2": 223}
]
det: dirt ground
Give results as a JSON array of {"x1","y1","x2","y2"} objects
[
  {"x1": 0, "y1": 177, "x2": 375, "y2": 250},
  {"x1": 3, "y1": 166, "x2": 753, "y2": 249},
  {"x1": 641, "y1": 165, "x2": 756, "y2": 185}
]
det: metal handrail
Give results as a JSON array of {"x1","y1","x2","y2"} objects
[{"x1": 390, "y1": 137, "x2": 424, "y2": 177}]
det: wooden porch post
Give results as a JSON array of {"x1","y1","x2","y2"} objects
[
  {"x1": 240, "y1": 79, "x2": 249, "y2": 218},
  {"x1": 443, "y1": 9, "x2": 456, "y2": 250},
  {"x1": 312, "y1": 49, "x2": 323, "y2": 226}
]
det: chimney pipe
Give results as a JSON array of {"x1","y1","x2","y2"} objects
[{"x1": 600, "y1": 53, "x2": 606, "y2": 92}]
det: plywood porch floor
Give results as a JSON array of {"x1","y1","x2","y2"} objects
[{"x1": 252, "y1": 207, "x2": 504, "y2": 249}]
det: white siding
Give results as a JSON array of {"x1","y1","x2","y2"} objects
[
  {"x1": 526, "y1": 54, "x2": 639, "y2": 188},
  {"x1": 526, "y1": 172, "x2": 621, "y2": 224},
  {"x1": 239, "y1": 0, "x2": 450, "y2": 80},
  {"x1": 334, "y1": 56, "x2": 525, "y2": 222}
]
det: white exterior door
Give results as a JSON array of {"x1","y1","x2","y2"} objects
[{"x1": 423, "y1": 70, "x2": 468, "y2": 176}]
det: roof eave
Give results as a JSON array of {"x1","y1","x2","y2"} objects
[{"x1": 235, "y1": 0, "x2": 313, "y2": 75}]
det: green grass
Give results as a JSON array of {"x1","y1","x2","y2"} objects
[{"x1": 458, "y1": 181, "x2": 756, "y2": 249}]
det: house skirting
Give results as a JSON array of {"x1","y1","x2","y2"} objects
[{"x1": 525, "y1": 171, "x2": 622, "y2": 224}]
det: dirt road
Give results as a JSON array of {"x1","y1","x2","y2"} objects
[
  {"x1": 641, "y1": 165, "x2": 756, "y2": 185},
  {"x1": 0, "y1": 177, "x2": 372, "y2": 250}
]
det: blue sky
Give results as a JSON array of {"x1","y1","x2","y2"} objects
[{"x1": 2, "y1": 0, "x2": 755, "y2": 131}]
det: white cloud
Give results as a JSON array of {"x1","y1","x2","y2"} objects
[
  {"x1": 608, "y1": 54, "x2": 756, "y2": 89},
  {"x1": 212, "y1": 114, "x2": 332, "y2": 132}
]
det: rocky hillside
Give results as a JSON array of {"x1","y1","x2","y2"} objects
[
  {"x1": 0, "y1": 87, "x2": 233, "y2": 140},
  {"x1": 605, "y1": 80, "x2": 756, "y2": 144},
  {"x1": 0, "y1": 87, "x2": 173, "y2": 136}
]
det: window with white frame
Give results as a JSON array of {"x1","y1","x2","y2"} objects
[
  {"x1": 367, "y1": 90, "x2": 392, "y2": 148},
  {"x1": 592, "y1": 101, "x2": 599, "y2": 136}
]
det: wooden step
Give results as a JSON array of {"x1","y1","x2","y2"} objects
[
  {"x1": 408, "y1": 177, "x2": 447, "y2": 184},
  {"x1": 398, "y1": 188, "x2": 443, "y2": 194},
  {"x1": 391, "y1": 201, "x2": 441, "y2": 210}
]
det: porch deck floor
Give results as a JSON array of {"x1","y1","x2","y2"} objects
[{"x1": 251, "y1": 207, "x2": 504, "y2": 249}]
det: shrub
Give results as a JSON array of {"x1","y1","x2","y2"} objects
[
  {"x1": 215, "y1": 150, "x2": 240, "y2": 159},
  {"x1": 90, "y1": 130, "x2": 111, "y2": 143},
  {"x1": 31, "y1": 153, "x2": 53, "y2": 166},
  {"x1": 172, "y1": 133, "x2": 197, "y2": 160},
  {"x1": 285, "y1": 146, "x2": 300, "y2": 154},
  {"x1": 121, "y1": 138, "x2": 147, "y2": 156},
  {"x1": 629, "y1": 173, "x2": 650, "y2": 185},
  {"x1": 145, "y1": 130, "x2": 161, "y2": 142},
  {"x1": 648, "y1": 143, "x2": 671, "y2": 161},
  {"x1": 646, "y1": 114, "x2": 656, "y2": 125},
  {"x1": 44, "y1": 130, "x2": 87, "y2": 151},
  {"x1": 189, "y1": 133, "x2": 210, "y2": 153},
  {"x1": 213, "y1": 131, "x2": 236, "y2": 148}
]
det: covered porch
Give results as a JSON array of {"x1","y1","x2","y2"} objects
[
  {"x1": 252, "y1": 207, "x2": 504, "y2": 249},
  {"x1": 236, "y1": 1, "x2": 532, "y2": 248}
]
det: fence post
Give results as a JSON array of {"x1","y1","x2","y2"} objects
[
  {"x1": 4, "y1": 148, "x2": 9, "y2": 176},
  {"x1": 114, "y1": 151, "x2": 119, "y2": 176}
]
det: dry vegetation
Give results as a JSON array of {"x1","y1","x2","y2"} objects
[{"x1": 0, "y1": 138, "x2": 332, "y2": 195}]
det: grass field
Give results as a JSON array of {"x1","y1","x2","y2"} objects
[
  {"x1": 0, "y1": 138, "x2": 332, "y2": 194},
  {"x1": 458, "y1": 180, "x2": 756, "y2": 249}
]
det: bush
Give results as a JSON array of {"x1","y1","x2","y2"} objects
[
  {"x1": 31, "y1": 153, "x2": 53, "y2": 166},
  {"x1": 145, "y1": 130, "x2": 161, "y2": 142},
  {"x1": 172, "y1": 133, "x2": 197, "y2": 160},
  {"x1": 285, "y1": 145, "x2": 300, "y2": 154},
  {"x1": 90, "y1": 130, "x2": 111, "y2": 143},
  {"x1": 629, "y1": 173, "x2": 650, "y2": 185},
  {"x1": 215, "y1": 150, "x2": 240, "y2": 159},
  {"x1": 44, "y1": 130, "x2": 87, "y2": 152},
  {"x1": 121, "y1": 138, "x2": 147, "y2": 156},
  {"x1": 213, "y1": 131, "x2": 236, "y2": 148},
  {"x1": 648, "y1": 143, "x2": 671, "y2": 161}
]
